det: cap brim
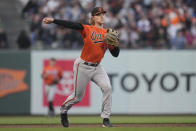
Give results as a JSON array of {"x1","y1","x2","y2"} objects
[{"x1": 94, "y1": 11, "x2": 107, "y2": 16}]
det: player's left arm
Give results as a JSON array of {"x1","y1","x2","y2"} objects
[
  {"x1": 108, "y1": 46, "x2": 120, "y2": 57},
  {"x1": 104, "y1": 28, "x2": 120, "y2": 57}
]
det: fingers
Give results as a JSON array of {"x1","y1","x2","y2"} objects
[
  {"x1": 42, "y1": 18, "x2": 50, "y2": 24},
  {"x1": 42, "y1": 18, "x2": 48, "y2": 24},
  {"x1": 42, "y1": 18, "x2": 54, "y2": 24}
]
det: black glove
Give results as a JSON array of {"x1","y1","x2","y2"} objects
[{"x1": 52, "y1": 80, "x2": 59, "y2": 85}]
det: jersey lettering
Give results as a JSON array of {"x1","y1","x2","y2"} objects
[{"x1": 91, "y1": 31, "x2": 103, "y2": 44}]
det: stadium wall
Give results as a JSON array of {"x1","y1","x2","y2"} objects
[
  {"x1": 0, "y1": 51, "x2": 31, "y2": 114},
  {"x1": 0, "y1": 50, "x2": 196, "y2": 115}
]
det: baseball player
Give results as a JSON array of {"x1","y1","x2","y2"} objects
[
  {"x1": 42, "y1": 7, "x2": 120, "y2": 127},
  {"x1": 42, "y1": 58, "x2": 63, "y2": 116}
]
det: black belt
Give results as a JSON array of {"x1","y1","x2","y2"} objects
[{"x1": 84, "y1": 62, "x2": 99, "y2": 67}]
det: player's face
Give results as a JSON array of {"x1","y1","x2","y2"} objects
[
  {"x1": 93, "y1": 13, "x2": 105, "y2": 25},
  {"x1": 50, "y1": 60, "x2": 56, "y2": 67}
]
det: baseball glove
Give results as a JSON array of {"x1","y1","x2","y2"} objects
[
  {"x1": 104, "y1": 28, "x2": 119, "y2": 46},
  {"x1": 52, "y1": 80, "x2": 59, "y2": 85}
]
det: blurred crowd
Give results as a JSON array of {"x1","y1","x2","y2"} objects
[{"x1": 18, "y1": 0, "x2": 196, "y2": 49}]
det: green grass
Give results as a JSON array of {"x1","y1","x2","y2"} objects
[
  {"x1": 1, "y1": 127, "x2": 196, "y2": 131},
  {"x1": 0, "y1": 116, "x2": 196, "y2": 125},
  {"x1": 0, "y1": 116, "x2": 196, "y2": 131}
]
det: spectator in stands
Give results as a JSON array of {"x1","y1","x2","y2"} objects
[
  {"x1": 145, "y1": 24, "x2": 159, "y2": 48},
  {"x1": 16, "y1": 30, "x2": 31, "y2": 49},
  {"x1": 30, "y1": 14, "x2": 43, "y2": 45},
  {"x1": 191, "y1": 23, "x2": 196, "y2": 37},
  {"x1": 119, "y1": 25, "x2": 130, "y2": 48},
  {"x1": 21, "y1": 0, "x2": 39, "y2": 19},
  {"x1": 183, "y1": 29, "x2": 196, "y2": 49},
  {"x1": 137, "y1": 14, "x2": 151, "y2": 47},
  {"x1": 157, "y1": 28, "x2": 168, "y2": 49},
  {"x1": 170, "y1": 29, "x2": 186, "y2": 49},
  {"x1": 129, "y1": 24, "x2": 140, "y2": 48},
  {"x1": 20, "y1": 0, "x2": 196, "y2": 49},
  {"x1": 0, "y1": 27, "x2": 8, "y2": 48}
]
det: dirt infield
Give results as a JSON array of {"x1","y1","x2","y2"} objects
[{"x1": 1, "y1": 123, "x2": 196, "y2": 128}]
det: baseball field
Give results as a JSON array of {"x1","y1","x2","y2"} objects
[{"x1": 0, "y1": 115, "x2": 196, "y2": 131}]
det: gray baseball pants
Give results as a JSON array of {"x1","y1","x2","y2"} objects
[{"x1": 60, "y1": 58, "x2": 112, "y2": 118}]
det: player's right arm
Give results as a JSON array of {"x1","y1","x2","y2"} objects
[{"x1": 42, "y1": 17, "x2": 84, "y2": 30}]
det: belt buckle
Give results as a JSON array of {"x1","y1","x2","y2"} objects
[
  {"x1": 92, "y1": 63, "x2": 96, "y2": 67},
  {"x1": 84, "y1": 62, "x2": 98, "y2": 67},
  {"x1": 84, "y1": 62, "x2": 91, "y2": 66}
]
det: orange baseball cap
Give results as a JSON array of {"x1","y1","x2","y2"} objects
[{"x1": 91, "y1": 7, "x2": 107, "y2": 16}]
